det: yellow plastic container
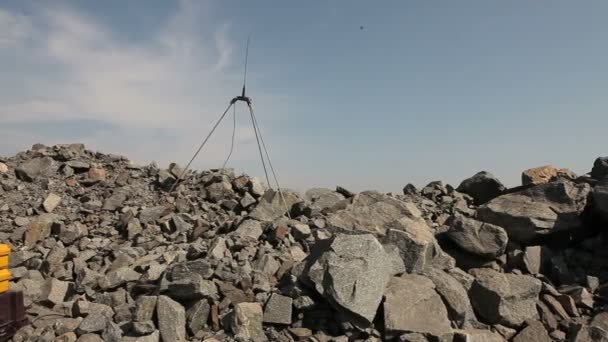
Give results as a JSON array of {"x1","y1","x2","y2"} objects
[
  {"x1": 0, "y1": 244, "x2": 10, "y2": 270},
  {"x1": 0, "y1": 269, "x2": 10, "y2": 293}
]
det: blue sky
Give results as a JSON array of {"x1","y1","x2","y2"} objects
[{"x1": 1, "y1": 1, "x2": 607, "y2": 192}]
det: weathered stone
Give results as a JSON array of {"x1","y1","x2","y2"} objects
[
  {"x1": 327, "y1": 191, "x2": 421, "y2": 235},
  {"x1": 38, "y1": 278, "x2": 70, "y2": 305},
  {"x1": 571, "y1": 324, "x2": 608, "y2": 342},
  {"x1": 15, "y1": 157, "x2": 55, "y2": 182},
  {"x1": 87, "y1": 167, "x2": 106, "y2": 183},
  {"x1": 99, "y1": 267, "x2": 140, "y2": 290},
  {"x1": 456, "y1": 171, "x2": 505, "y2": 205},
  {"x1": 233, "y1": 220, "x2": 264, "y2": 241},
  {"x1": 24, "y1": 214, "x2": 57, "y2": 248},
  {"x1": 102, "y1": 191, "x2": 128, "y2": 211},
  {"x1": 130, "y1": 321, "x2": 156, "y2": 336},
  {"x1": 122, "y1": 331, "x2": 160, "y2": 342},
  {"x1": 249, "y1": 189, "x2": 302, "y2": 222},
  {"x1": 134, "y1": 296, "x2": 157, "y2": 322},
  {"x1": 60, "y1": 222, "x2": 88, "y2": 245},
  {"x1": 522, "y1": 246, "x2": 543, "y2": 274},
  {"x1": 231, "y1": 302, "x2": 267, "y2": 342},
  {"x1": 77, "y1": 313, "x2": 107, "y2": 335},
  {"x1": 446, "y1": 215, "x2": 508, "y2": 258},
  {"x1": 512, "y1": 320, "x2": 551, "y2": 342},
  {"x1": 165, "y1": 272, "x2": 218, "y2": 301},
  {"x1": 422, "y1": 268, "x2": 476, "y2": 326},
  {"x1": 263, "y1": 293, "x2": 293, "y2": 325},
  {"x1": 469, "y1": 268, "x2": 541, "y2": 327},
  {"x1": 384, "y1": 218, "x2": 452, "y2": 273},
  {"x1": 186, "y1": 299, "x2": 211, "y2": 335},
  {"x1": 305, "y1": 188, "x2": 345, "y2": 214},
  {"x1": 139, "y1": 205, "x2": 173, "y2": 224},
  {"x1": 73, "y1": 300, "x2": 114, "y2": 318},
  {"x1": 522, "y1": 165, "x2": 576, "y2": 185},
  {"x1": 593, "y1": 179, "x2": 608, "y2": 220},
  {"x1": 240, "y1": 192, "x2": 257, "y2": 208},
  {"x1": 307, "y1": 233, "x2": 394, "y2": 326},
  {"x1": 157, "y1": 295, "x2": 187, "y2": 342},
  {"x1": 55, "y1": 317, "x2": 83, "y2": 335},
  {"x1": 157, "y1": 169, "x2": 176, "y2": 190},
  {"x1": 591, "y1": 157, "x2": 608, "y2": 180},
  {"x1": 453, "y1": 329, "x2": 505, "y2": 342},
  {"x1": 42, "y1": 193, "x2": 62, "y2": 213},
  {"x1": 477, "y1": 180, "x2": 591, "y2": 243},
  {"x1": 205, "y1": 180, "x2": 235, "y2": 202},
  {"x1": 291, "y1": 223, "x2": 311, "y2": 240},
  {"x1": 76, "y1": 334, "x2": 105, "y2": 342},
  {"x1": 383, "y1": 275, "x2": 452, "y2": 339},
  {"x1": 42, "y1": 245, "x2": 68, "y2": 275},
  {"x1": 0, "y1": 162, "x2": 8, "y2": 173}
]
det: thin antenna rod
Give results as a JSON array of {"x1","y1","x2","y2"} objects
[{"x1": 241, "y1": 35, "x2": 251, "y2": 97}]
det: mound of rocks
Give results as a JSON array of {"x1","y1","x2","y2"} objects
[{"x1": 1, "y1": 144, "x2": 608, "y2": 342}]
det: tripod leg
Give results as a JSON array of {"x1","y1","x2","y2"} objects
[
  {"x1": 248, "y1": 102, "x2": 272, "y2": 189},
  {"x1": 170, "y1": 101, "x2": 235, "y2": 192},
  {"x1": 247, "y1": 103, "x2": 292, "y2": 219}
]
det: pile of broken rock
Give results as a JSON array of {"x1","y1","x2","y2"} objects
[{"x1": 1, "y1": 144, "x2": 608, "y2": 342}]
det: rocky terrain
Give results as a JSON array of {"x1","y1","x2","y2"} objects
[{"x1": 1, "y1": 143, "x2": 608, "y2": 342}]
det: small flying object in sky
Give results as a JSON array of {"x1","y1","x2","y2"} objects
[{"x1": 360, "y1": 25, "x2": 364, "y2": 30}]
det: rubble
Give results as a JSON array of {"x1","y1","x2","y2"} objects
[{"x1": 1, "y1": 143, "x2": 608, "y2": 341}]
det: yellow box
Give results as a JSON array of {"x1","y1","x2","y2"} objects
[
  {"x1": 0, "y1": 269, "x2": 10, "y2": 293},
  {"x1": 0, "y1": 244, "x2": 9, "y2": 270}
]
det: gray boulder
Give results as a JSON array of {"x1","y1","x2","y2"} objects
[
  {"x1": 512, "y1": 320, "x2": 551, "y2": 342},
  {"x1": 593, "y1": 179, "x2": 608, "y2": 220},
  {"x1": 327, "y1": 191, "x2": 422, "y2": 235},
  {"x1": 477, "y1": 180, "x2": 590, "y2": 244},
  {"x1": 468, "y1": 268, "x2": 541, "y2": 327},
  {"x1": 383, "y1": 275, "x2": 452, "y2": 339},
  {"x1": 249, "y1": 189, "x2": 302, "y2": 222},
  {"x1": 305, "y1": 188, "x2": 345, "y2": 214},
  {"x1": 157, "y1": 295, "x2": 186, "y2": 342},
  {"x1": 446, "y1": 215, "x2": 508, "y2": 258},
  {"x1": 457, "y1": 171, "x2": 506, "y2": 205},
  {"x1": 384, "y1": 217, "x2": 454, "y2": 273},
  {"x1": 15, "y1": 157, "x2": 55, "y2": 182},
  {"x1": 422, "y1": 268, "x2": 477, "y2": 326},
  {"x1": 263, "y1": 293, "x2": 293, "y2": 325},
  {"x1": 307, "y1": 233, "x2": 395, "y2": 326}
]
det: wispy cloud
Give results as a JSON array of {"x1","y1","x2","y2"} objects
[{"x1": 0, "y1": 1, "x2": 270, "y2": 170}]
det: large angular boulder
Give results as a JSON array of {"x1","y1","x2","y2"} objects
[
  {"x1": 422, "y1": 268, "x2": 477, "y2": 326},
  {"x1": 477, "y1": 180, "x2": 591, "y2": 244},
  {"x1": 231, "y1": 303, "x2": 267, "y2": 342},
  {"x1": 522, "y1": 165, "x2": 576, "y2": 186},
  {"x1": 24, "y1": 214, "x2": 58, "y2": 248},
  {"x1": 249, "y1": 189, "x2": 302, "y2": 222},
  {"x1": 384, "y1": 217, "x2": 454, "y2": 273},
  {"x1": 383, "y1": 275, "x2": 452, "y2": 339},
  {"x1": 457, "y1": 171, "x2": 505, "y2": 205},
  {"x1": 468, "y1": 268, "x2": 542, "y2": 327},
  {"x1": 327, "y1": 191, "x2": 422, "y2": 235},
  {"x1": 15, "y1": 157, "x2": 55, "y2": 182},
  {"x1": 446, "y1": 215, "x2": 508, "y2": 258},
  {"x1": 591, "y1": 157, "x2": 608, "y2": 180},
  {"x1": 157, "y1": 296, "x2": 186, "y2": 342},
  {"x1": 304, "y1": 188, "x2": 345, "y2": 215},
  {"x1": 306, "y1": 233, "x2": 395, "y2": 327}
]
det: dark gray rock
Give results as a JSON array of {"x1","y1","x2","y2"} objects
[
  {"x1": 15, "y1": 157, "x2": 55, "y2": 182},
  {"x1": 122, "y1": 331, "x2": 160, "y2": 342},
  {"x1": 157, "y1": 295, "x2": 186, "y2": 342},
  {"x1": 477, "y1": 180, "x2": 591, "y2": 244},
  {"x1": 263, "y1": 293, "x2": 293, "y2": 325},
  {"x1": 305, "y1": 188, "x2": 345, "y2": 214},
  {"x1": 139, "y1": 205, "x2": 173, "y2": 225},
  {"x1": 76, "y1": 334, "x2": 105, "y2": 342},
  {"x1": 102, "y1": 191, "x2": 129, "y2": 211},
  {"x1": 591, "y1": 157, "x2": 608, "y2": 180},
  {"x1": 456, "y1": 171, "x2": 505, "y2": 205},
  {"x1": 469, "y1": 268, "x2": 541, "y2": 327},
  {"x1": 422, "y1": 268, "x2": 477, "y2": 326},
  {"x1": 307, "y1": 233, "x2": 395, "y2": 326},
  {"x1": 98, "y1": 267, "x2": 140, "y2": 290},
  {"x1": 383, "y1": 275, "x2": 452, "y2": 339},
  {"x1": 593, "y1": 179, "x2": 608, "y2": 220},
  {"x1": 446, "y1": 215, "x2": 508, "y2": 259}
]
